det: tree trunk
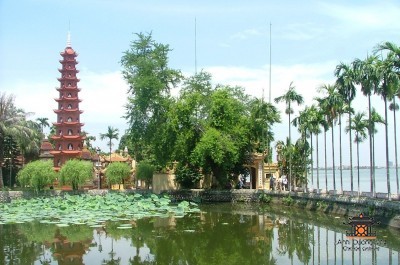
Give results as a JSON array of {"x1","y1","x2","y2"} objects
[
  {"x1": 316, "y1": 133, "x2": 320, "y2": 194},
  {"x1": 384, "y1": 97, "x2": 391, "y2": 199},
  {"x1": 393, "y1": 97, "x2": 399, "y2": 195},
  {"x1": 324, "y1": 130, "x2": 328, "y2": 192},
  {"x1": 331, "y1": 120, "x2": 336, "y2": 193},
  {"x1": 349, "y1": 111, "x2": 354, "y2": 194},
  {"x1": 368, "y1": 94, "x2": 374, "y2": 195},
  {"x1": 288, "y1": 105, "x2": 292, "y2": 192},
  {"x1": 339, "y1": 116, "x2": 343, "y2": 193},
  {"x1": 356, "y1": 134, "x2": 360, "y2": 197},
  {"x1": 311, "y1": 133, "x2": 313, "y2": 189}
]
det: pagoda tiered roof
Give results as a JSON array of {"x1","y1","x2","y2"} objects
[
  {"x1": 54, "y1": 97, "x2": 82, "y2": 102},
  {"x1": 53, "y1": 109, "x2": 84, "y2": 114}
]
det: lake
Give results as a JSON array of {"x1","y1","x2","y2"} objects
[
  {"x1": 309, "y1": 167, "x2": 400, "y2": 193},
  {"x1": 1, "y1": 203, "x2": 399, "y2": 265}
]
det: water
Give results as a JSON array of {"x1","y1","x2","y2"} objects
[
  {"x1": 309, "y1": 168, "x2": 400, "y2": 193},
  {"x1": 1, "y1": 203, "x2": 399, "y2": 265}
]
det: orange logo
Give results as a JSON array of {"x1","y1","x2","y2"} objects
[{"x1": 345, "y1": 213, "x2": 379, "y2": 239}]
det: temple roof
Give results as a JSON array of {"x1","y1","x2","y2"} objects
[{"x1": 101, "y1": 152, "x2": 132, "y2": 163}]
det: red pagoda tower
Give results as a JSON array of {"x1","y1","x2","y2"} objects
[{"x1": 50, "y1": 33, "x2": 85, "y2": 170}]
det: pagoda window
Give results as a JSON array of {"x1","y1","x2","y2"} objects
[
  {"x1": 67, "y1": 93, "x2": 72, "y2": 97},
  {"x1": 57, "y1": 160, "x2": 61, "y2": 166},
  {"x1": 68, "y1": 83, "x2": 71, "y2": 87},
  {"x1": 67, "y1": 117, "x2": 72, "y2": 122},
  {"x1": 68, "y1": 74, "x2": 71, "y2": 77},
  {"x1": 59, "y1": 130, "x2": 62, "y2": 136},
  {"x1": 60, "y1": 118, "x2": 63, "y2": 123},
  {"x1": 67, "y1": 104, "x2": 72, "y2": 109},
  {"x1": 68, "y1": 144, "x2": 73, "y2": 150},
  {"x1": 58, "y1": 145, "x2": 61, "y2": 150},
  {"x1": 68, "y1": 129, "x2": 73, "y2": 135}
]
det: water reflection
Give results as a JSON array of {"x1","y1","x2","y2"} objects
[{"x1": 0, "y1": 204, "x2": 399, "y2": 265}]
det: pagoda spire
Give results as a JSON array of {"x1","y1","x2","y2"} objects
[{"x1": 66, "y1": 31, "x2": 71, "y2": 48}]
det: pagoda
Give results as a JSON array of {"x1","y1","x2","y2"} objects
[{"x1": 50, "y1": 33, "x2": 85, "y2": 170}]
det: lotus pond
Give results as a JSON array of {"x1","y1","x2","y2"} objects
[{"x1": 0, "y1": 193, "x2": 399, "y2": 265}]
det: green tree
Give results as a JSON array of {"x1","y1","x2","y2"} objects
[
  {"x1": 136, "y1": 161, "x2": 154, "y2": 189},
  {"x1": 175, "y1": 163, "x2": 202, "y2": 189},
  {"x1": 389, "y1": 97, "x2": 399, "y2": 195},
  {"x1": 365, "y1": 108, "x2": 385, "y2": 195},
  {"x1": 100, "y1": 126, "x2": 119, "y2": 161},
  {"x1": 17, "y1": 160, "x2": 57, "y2": 192},
  {"x1": 335, "y1": 62, "x2": 356, "y2": 193},
  {"x1": 36, "y1": 117, "x2": 49, "y2": 136},
  {"x1": 375, "y1": 55, "x2": 399, "y2": 198},
  {"x1": 274, "y1": 82, "x2": 304, "y2": 191},
  {"x1": 315, "y1": 84, "x2": 343, "y2": 193},
  {"x1": 59, "y1": 159, "x2": 93, "y2": 190},
  {"x1": 121, "y1": 32, "x2": 182, "y2": 166},
  {"x1": 105, "y1": 162, "x2": 131, "y2": 186},
  {"x1": 346, "y1": 112, "x2": 368, "y2": 196},
  {"x1": 352, "y1": 55, "x2": 379, "y2": 195},
  {"x1": 0, "y1": 93, "x2": 38, "y2": 188}
]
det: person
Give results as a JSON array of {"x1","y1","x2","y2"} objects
[
  {"x1": 270, "y1": 176, "x2": 275, "y2": 190},
  {"x1": 238, "y1": 178, "x2": 243, "y2": 189},
  {"x1": 282, "y1": 175, "x2": 288, "y2": 191}
]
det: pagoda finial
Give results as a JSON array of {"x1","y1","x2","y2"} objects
[{"x1": 66, "y1": 31, "x2": 71, "y2": 48}]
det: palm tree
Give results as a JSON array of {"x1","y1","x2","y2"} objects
[
  {"x1": 316, "y1": 84, "x2": 342, "y2": 193},
  {"x1": 335, "y1": 62, "x2": 357, "y2": 194},
  {"x1": 100, "y1": 126, "x2": 119, "y2": 161},
  {"x1": 293, "y1": 106, "x2": 313, "y2": 191},
  {"x1": 274, "y1": 82, "x2": 304, "y2": 191},
  {"x1": 307, "y1": 105, "x2": 326, "y2": 193},
  {"x1": 346, "y1": 112, "x2": 368, "y2": 196},
  {"x1": 36, "y1": 117, "x2": 50, "y2": 136},
  {"x1": 352, "y1": 55, "x2": 379, "y2": 196},
  {"x1": 368, "y1": 108, "x2": 385, "y2": 195},
  {"x1": 375, "y1": 55, "x2": 399, "y2": 200},
  {"x1": 0, "y1": 93, "x2": 37, "y2": 188},
  {"x1": 389, "y1": 96, "x2": 399, "y2": 195}
]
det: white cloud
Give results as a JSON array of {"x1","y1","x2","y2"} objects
[
  {"x1": 319, "y1": 2, "x2": 400, "y2": 31},
  {"x1": 230, "y1": 28, "x2": 263, "y2": 40}
]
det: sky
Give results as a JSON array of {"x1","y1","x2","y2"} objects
[{"x1": 0, "y1": 0, "x2": 399, "y2": 167}]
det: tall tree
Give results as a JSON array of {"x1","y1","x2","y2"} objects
[
  {"x1": 368, "y1": 108, "x2": 385, "y2": 194},
  {"x1": 389, "y1": 98, "x2": 399, "y2": 195},
  {"x1": 352, "y1": 55, "x2": 379, "y2": 196},
  {"x1": 375, "y1": 54, "x2": 399, "y2": 199},
  {"x1": 121, "y1": 32, "x2": 182, "y2": 166},
  {"x1": 316, "y1": 84, "x2": 343, "y2": 193},
  {"x1": 346, "y1": 112, "x2": 368, "y2": 196},
  {"x1": 100, "y1": 126, "x2": 119, "y2": 161},
  {"x1": 335, "y1": 62, "x2": 357, "y2": 193},
  {"x1": 35, "y1": 117, "x2": 49, "y2": 136},
  {"x1": 274, "y1": 82, "x2": 304, "y2": 191},
  {"x1": 0, "y1": 93, "x2": 37, "y2": 188}
]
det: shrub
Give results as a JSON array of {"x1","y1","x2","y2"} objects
[
  {"x1": 17, "y1": 160, "x2": 57, "y2": 192},
  {"x1": 105, "y1": 162, "x2": 131, "y2": 185},
  {"x1": 175, "y1": 164, "x2": 202, "y2": 189},
  {"x1": 259, "y1": 193, "x2": 272, "y2": 204},
  {"x1": 59, "y1": 159, "x2": 93, "y2": 190},
  {"x1": 282, "y1": 195, "x2": 294, "y2": 206},
  {"x1": 136, "y1": 161, "x2": 154, "y2": 189}
]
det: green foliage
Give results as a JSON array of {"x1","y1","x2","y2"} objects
[
  {"x1": 136, "y1": 161, "x2": 154, "y2": 188},
  {"x1": 59, "y1": 159, "x2": 93, "y2": 190},
  {"x1": 17, "y1": 160, "x2": 56, "y2": 191},
  {"x1": 105, "y1": 162, "x2": 131, "y2": 185},
  {"x1": 282, "y1": 195, "x2": 294, "y2": 206},
  {"x1": 175, "y1": 163, "x2": 202, "y2": 189},
  {"x1": 276, "y1": 137, "x2": 311, "y2": 187},
  {"x1": 121, "y1": 32, "x2": 182, "y2": 165},
  {"x1": 258, "y1": 193, "x2": 272, "y2": 203},
  {"x1": 0, "y1": 193, "x2": 200, "y2": 225}
]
